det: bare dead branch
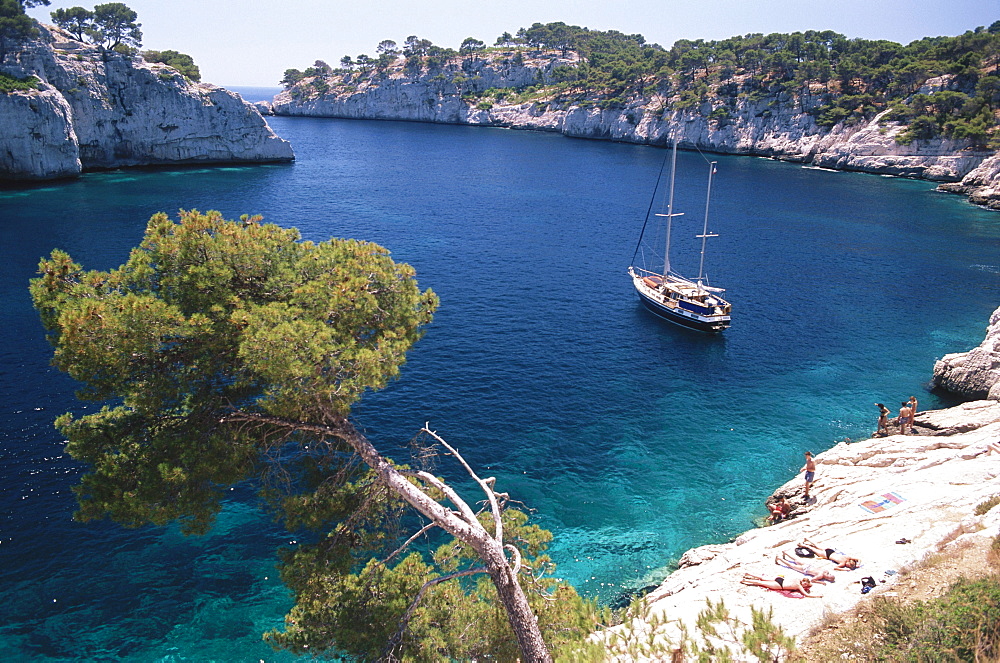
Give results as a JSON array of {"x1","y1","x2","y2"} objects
[
  {"x1": 504, "y1": 543, "x2": 523, "y2": 577},
  {"x1": 398, "y1": 469, "x2": 480, "y2": 526},
  {"x1": 421, "y1": 424, "x2": 503, "y2": 543}
]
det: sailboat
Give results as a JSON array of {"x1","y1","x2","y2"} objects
[{"x1": 628, "y1": 140, "x2": 731, "y2": 332}]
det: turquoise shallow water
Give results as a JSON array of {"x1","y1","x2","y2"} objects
[{"x1": 1, "y1": 116, "x2": 998, "y2": 659}]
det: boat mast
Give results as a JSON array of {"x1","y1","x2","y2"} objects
[
  {"x1": 662, "y1": 139, "x2": 679, "y2": 277},
  {"x1": 696, "y1": 159, "x2": 719, "y2": 288}
]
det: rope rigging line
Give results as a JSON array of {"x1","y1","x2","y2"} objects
[{"x1": 630, "y1": 146, "x2": 672, "y2": 266}]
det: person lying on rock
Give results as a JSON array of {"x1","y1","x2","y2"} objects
[
  {"x1": 775, "y1": 551, "x2": 836, "y2": 582},
  {"x1": 798, "y1": 538, "x2": 860, "y2": 570},
  {"x1": 740, "y1": 573, "x2": 820, "y2": 597}
]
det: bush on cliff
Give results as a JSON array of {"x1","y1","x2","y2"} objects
[
  {"x1": 0, "y1": 70, "x2": 38, "y2": 92},
  {"x1": 141, "y1": 49, "x2": 200, "y2": 82}
]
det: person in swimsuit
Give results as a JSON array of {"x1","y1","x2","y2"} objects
[
  {"x1": 768, "y1": 496, "x2": 792, "y2": 524},
  {"x1": 741, "y1": 573, "x2": 817, "y2": 597},
  {"x1": 801, "y1": 452, "x2": 816, "y2": 499},
  {"x1": 798, "y1": 538, "x2": 860, "y2": 570},
  {"x1": 898, "y1": 401, "x2": 912, "y2": 435},
  {"x1": 908, "y1": 396, "x2": 918, "y2": 432},
  {"x1": 775, "y1": 551, "x2": 836, "y2": 583},
  {"x1": 875, "y1": 403, "x2": 890, "y2": 437}
]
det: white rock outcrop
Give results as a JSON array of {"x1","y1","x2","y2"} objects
[
  {"x1": 274, "y1": 52, "x2": 1000, "y2": 210},
  {"x1": 932, "y1": 305, "x2": 1000, "y2": 400},
  {"x1": 0, "y1": 25, "x2": 293, "y2": 180},
  {"x1": 595, "y1": 305, "x2": 1000, "y2": 659},
  {"x1": 599, "y1": 403, "x2": 1000, "y2": 659}
]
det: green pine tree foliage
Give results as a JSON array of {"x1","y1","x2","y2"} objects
[
  {"x1": 268, "y1": 508, "x2": 602, "y2": 661},
  {"x1": 30, "y1": 209, "x2": 436, "y2": 534},
  {"x1": 30, "y1": 209, "x2": 601, "y2": 659}
]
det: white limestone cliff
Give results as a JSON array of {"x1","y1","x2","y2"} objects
[
  {"x1": 590, "y1": 306, "x2": 1000, "y2": 659},
  {"x1": 932, "y1": 305, "x2": 1000, "y2": 400},
  {"x1": 0, "y1": 25, "x2": 293, "y2": 181},
  {"x1": 597, "y1": 402, "x2": 1000, "y2": 659},
  {"x1": 273, "y1": 52, "x2": 1000, "y2": 210}
]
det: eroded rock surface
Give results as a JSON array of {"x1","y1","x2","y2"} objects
[
  {"x1": 932, "y1": 306, "x2": 1000, "y2": 400},
  {"x1": 273, "y1": 51, "x2": 1000, "y2": 209},
  {"x1": 1, "y1": 25, "x2": 293, "y2": 180}
]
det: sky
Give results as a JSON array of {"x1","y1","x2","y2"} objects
[{"x1": 29, "y1": 0, "x2": 999, "y2": 88}]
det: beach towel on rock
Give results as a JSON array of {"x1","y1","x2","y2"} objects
[{"x1": 859, "y1": 492, "x2": 906, "y2": 514}]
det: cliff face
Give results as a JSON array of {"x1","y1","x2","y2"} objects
[
  {"x1": 0, "y1": 25, "x2": 293, "y2": 181},
  {"x1": 932, "y1": 305, "x2": 1000, "y2": 400},
  {"x1": 272, "y1": 52, "x2": 999, "y2": 210}
]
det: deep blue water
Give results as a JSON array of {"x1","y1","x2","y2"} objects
[{"x1": 1, "y1": 116, "x2": 998, "y2": 660}]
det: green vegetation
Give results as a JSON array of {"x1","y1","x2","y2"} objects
[
  {"x1": 29, "y1": 210, "x2": 602, "y2": 660},
  {"x1": 0, "y1": 0, "x2": 46, "y2": 61},
  {"x1": 50, "y1": 2, "x2": 141, "y2": 50},
  {"x1": 285, "y1": 20, "x2": 1000, "y2": 147},
  {"x1": 588, "y1": 598, "x2": 798, "y2": 662},
  {"x1": 814, "y1": 576, "x2": 1000, "y2": 661},
  {"x1": 141, "y1": 49, "x2": 200, "y2": 81},
  {"x1": 0, "y1": 70, "x2": 38, "y2": 92}
]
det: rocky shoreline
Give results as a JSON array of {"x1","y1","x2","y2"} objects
[
  {"x1": 599, "y1": 307, "x2": 1000, "y2": 658},
  {"x1": 269, "y1": 51, "x2": 1000, "y2": 211},
  {"x1": 0, "y1": 25, "x2": 293, "y2": 181}
]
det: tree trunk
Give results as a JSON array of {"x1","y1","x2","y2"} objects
[
  {"x1": 335, "y1": 418, "x2": 553, "y2": 662},
  {"x1": 229, "y1": 413, "x2": 555, "y2": 662},
  {"x1": 476, "y1": 537, "x2": 551, "y2": 662}
]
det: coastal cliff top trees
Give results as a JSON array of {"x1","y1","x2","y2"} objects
[
  {"x1": 50, "y1": 2, "x2": 140, "y2": 51},
  {"x1": 286, "y1": 20, "x2": 1000, "y2": 148},
  {"x1": 50, "y1": 5, "x2": 90, "y2": 40},
  {"x1": 30, "y1": 210, "x2": 599, "y2": 661},
  {"x1": 0, "y1": 0, "x2": 45, "y2": 60},
  {"x1": 141, "y1": 49, "x2": 200, "y2": 81},
  {"x1": 87, "y1": 2, "x2": 140, "y2": 50}
]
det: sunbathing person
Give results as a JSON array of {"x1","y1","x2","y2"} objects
[
  {"x1": 740, "y1": 573, "x2": 818, "y2": 597},
  {"x1": 798, "y1": 538, "x2": 860, "y2": 570},
  {"x1": 775, "y1": 551, "x2": 835, "y2": 582}
]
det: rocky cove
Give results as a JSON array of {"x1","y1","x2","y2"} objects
[
  {"x1": 594, "y1": 306, "x2": 1000, "y2": 659},
  {"x1": 0, "y1": 25, "x2": 293, "y2": 181},
  {"x1": 269, "y1": 50, "x2": 1000, "y2": 211}
]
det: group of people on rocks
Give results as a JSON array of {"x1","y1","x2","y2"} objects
[
  {"x1": 765, "y1": 394, "x2": 921, "y2": 526},
  {"x1": 875, "y1": 395, "x2": 918, "y2": 436},
  {"x1": 741, "y1": 539, "x2": 862, "y2": 597}
]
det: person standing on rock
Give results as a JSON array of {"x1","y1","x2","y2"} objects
[
  {"x1": 801, "y1": 451, "x2": 816, "y2": 499},
  {"x1": 908, "y1": 396, "x2": 918, "y2": 432},
  {"x1": 876, "y1": 403, "x2": 890, "y2": 437},
  {"x1": 898, "y1": 401, "x2": 912, "y2": 435}
]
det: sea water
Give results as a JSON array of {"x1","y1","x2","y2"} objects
[{"x1": 1, "y1": 116, "x2": 998, "y2": 660}]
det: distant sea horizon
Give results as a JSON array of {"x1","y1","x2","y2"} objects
[{"x1": 227, "y1": 85, "x2": 282, "y2": 103}]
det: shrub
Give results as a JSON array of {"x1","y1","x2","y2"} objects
[
  {"x1": 975, "y1": 495, "x2": 1000, "y2": 516},
  {"x1": 816, "y1": 576, "x2": 1000, "y2": 661},
  {"x1": 0, "y1": 73, "x2": 39, "y2": 94}
]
